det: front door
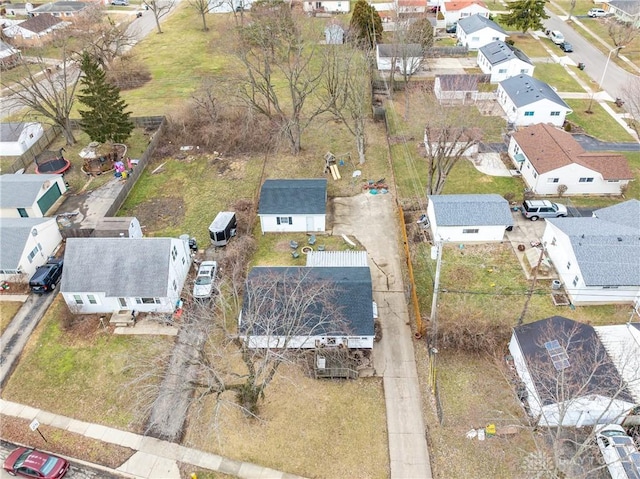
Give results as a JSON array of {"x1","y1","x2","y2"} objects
[{"x1": 306, "y1": 216, "x2": 314, "y2": 231}]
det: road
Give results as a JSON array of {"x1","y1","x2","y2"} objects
[{"x1": 544, "y1": 10, "x2": 640, "y2": 100}]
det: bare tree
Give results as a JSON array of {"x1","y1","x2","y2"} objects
[
  {"x1": 322, "y1": 45, "x2": 370, "y2": 164},
  {"x1": 621, "y1": 75, "x2": 640, "y2": 138},
  {"x1": 142, "y1": 0, "x2": 176, "y2": 34},
  {"x1": 76, "y1": 16, "x2": 138, "y2": 69},
  {"x1": 1, "y1": 50, "x2": 81, "y2": 145},
  {"x1": 608, "y1": 20, "x2": 638, "y2": 55},
  {"x1": 189, "y1": 0, "x2": 211, "y2": 31}
]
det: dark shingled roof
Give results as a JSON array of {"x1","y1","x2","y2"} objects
[
  {"x1": 240, "y1": 266, "x2": 374, "y2": 337},
  {"x1": 479, "y1": 40, "x2": 532, "y2": 66},
  {"x1": 499, "y1": 74, "x2": 570, "y2": 109},
  {"x1": 14, "y1": 13, "x2": 63, "y2": 33},
  {"x1": 513, "y1": 316, "x2": 634, "y2": 406},
  {"x1": 258, "y1": 179, "x2": 327, "y2": 215},
  {"x1": 377, "y1": 43, "x2": 424, "y2": 58}
]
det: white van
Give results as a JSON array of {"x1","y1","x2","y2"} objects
[
  {"x1": 595, "y1": 424, "x2": 640, "y2": 479},
  {"x1": 549, "y1": 30, "x2": 565, "y2": 45}
]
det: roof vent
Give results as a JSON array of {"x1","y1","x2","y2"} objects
[{"x1": 618, "y1": 237, "x2": 623, "y2": 242}]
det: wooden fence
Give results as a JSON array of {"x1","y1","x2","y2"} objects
[{"x1": 6, "y1": 125, "x2": 61, "y2": 173}]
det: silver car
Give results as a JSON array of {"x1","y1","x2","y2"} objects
[
  {"x1": 521, "y1": 200, "x2": 568, "y2": 221},
  {"x1": 193, "y1": 261, "x2": 218, "y2": 299}
]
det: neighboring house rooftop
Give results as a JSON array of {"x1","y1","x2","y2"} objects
[
  {"x1": 258, "y1": 179, "x2": 327, "y2": 215},
  {"x1": 513, "y1": 316, "x2": 634, "y2": 406},
  {"x1": 479, "y1": 40, "x2": 532, "y2": 66},
  {"x1": 32, "y1": 1, "x2": 88, "y2": 13},
  {"x1": 547, "y1": 216, "x2": 640, "y2": 286},
  {"x1": 594, "y1": 199, "x2": 640, "y2": 230},
  {"x1": 0, "y1": 174, "x2": 62, "y2": 208},
  {"x1": 0, "y1": 217, "x2": 53, "y2": 270},
  {"x1": 436, "y1": 74, "x2": 487, "y2": 91},
  {"x1": 306, "y1": 250, "x2": 369, "y2": 267},
  {"x1": 0, "y1": 40, "x2": 19, "y2": 56},
  {"x1": 499, "y1": 74, "x2": 570, "y2": 109},
  {"x1": 377, "y1": 43, "x2": 423, "y2": 58},
  {"x1": 608, "y1": 0, "x2": 640, "y2": 15},
  {"x1": 60, "y1": 237, "x2": 180, "y2": 297},
  {"x1": 512, "y1": 124, "x2": 633, "y2": 180},
  {"x1": 445, "y1": 0, "x2": 487, "y2": 11},
  {"x1": 240, "y1": 266, "x2": 374, "y2": 337},
  {"x1": 429, "y1": 194, "x2": 514, "y2": 226},
  {"x1": 595, "y1": 323, "x2": 640, "y2": 403},
  {"x1": 13, "y1": 13, "x2": 63, "y2": 33},
  {"x1": 458, "y1": 13, "x2": 505, "y2": 33},
  {"x1": 0, "y1": 122, "x2": 28, "y2": 142}
]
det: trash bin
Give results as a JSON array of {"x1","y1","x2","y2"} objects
[
  {"x1": 552, "y1": 280, "x2": 562, "y2": 290},
  {"x1": 578, "y1": 62, "x2": 585, "y2": 70}
]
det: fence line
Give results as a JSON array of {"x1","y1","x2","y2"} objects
[{"x1": 7, "y1": 125, "x2": 61, "y2": 173}]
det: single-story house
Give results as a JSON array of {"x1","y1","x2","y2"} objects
[
  {"x1": 208, "y1": 0, "x2": 253, "y2": 13},
  {"x1": 31, "y1": 1, "x2": 90, "y2": 19},
  {"x1": 441, "y1": 0, "x2": 489, "y2": 29},
  {"x1": 456, "y1": 14, "x2": 507, "y2": 50},
  {"x1": 397, "y1": 0, "x2": 427, "y2": 14},
  {"x1": 91, "y1": 217, "x2": 143, "y2": 238},
  {"x1": 508, "y1": 123, "x2": 633, "y2": 195},
  {"x1": 509, "y1": 316, "x2": 636, "y2": 427},
  {"x1": 324, "y1": 22, "x2": 345, "y2": 44},
  {"x1": 595, "y1": 323, "x2": 640, "y2": 406},
  {"x1": 433, "y1": 74, "x2": 488, "y2": 104},
  {"x1": 427, "y1": 194, "x2": 514, "y2": 242},
  {"x1": 497, "y1": 74, "x2": 572, "y2": 127},
  {"x1": 258, "y1": 178, "x2": 327, "y2": 233},
  {"x1": 478, "y1": 40, "x2": 534, "y2": 83},
  {"x1": 1, "y1": 3, "x2": 35, "y2": 16},
  {"x1": 0, "y1": 122, "x2": 44, "y2": 156},
  {"x1": 2, "y1": 14, "x2": 67, "y2": 45},
  {"x1": 238, "y1": 266, "x2": 375, "y2": 349},
  {"x1": 60, "y1": 237, "x2": 192, "y2": 314},
  {"x1": 542, "y1": 200, "x2": 640, "y2": 305},
  {"x1": 0, "y1": 40, "x2": 21, "y2": 70},
  {"x1": 303, "y1": 0, "x2": 350, "y2": 14},
  {"x1": 606, "y1": 0, "x2": 640, "y2": 27},
  {"x1": 0, "y1": 174, "x2": 67, "y2": 218},
  {"x1": 0, "y1": 217, "x2": 62, "y2": 282},
  {"x1": 423, "y1": 125, "x2": 482, "y2": 158},
  {"x1": 376, "y1": 43, "x2": 424, "y2": 74}
]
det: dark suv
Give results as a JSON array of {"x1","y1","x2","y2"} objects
[{"x1": 29, "y1": 258, "x2": 63, "y2": 293}]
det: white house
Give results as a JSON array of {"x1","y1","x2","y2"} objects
[
  {"x1": 478, "y1": 40, "x2": 534, "y2": 83},
  {"x1": 427, "y1": 194, "x2": 514, "y2": 243},
  {"x1": 60, "y1": 237, "x2": 192, "y2": 314},
  {"x1": 207, "y1": 0, "x2": 253, "y2": 13},
  {"x1": 0, "y1": 122, "x2": 44, "y2": 156},
  {"x1": 376, "y1": 43, "x2": 424, "y2": 74},
  {"x1": 0, "y1": 174, "x2": 67, "y2": 218},
  {"x1": 0, "y1": 40, "x2": 21, "y2": 70},
  {"x1": 30, "y1": 1, "x2": 90, "y2": 18},
  {"x1": 441, "y1": 0, "x2": 489, "y2": 29},
  {"x1": 606, "y1": 0, "x2": 640, "y2": 27},
  {"x1": 258, "y1": 179, "x2": 327, "y2": 233},
  {"x1": 456, "y1": 14, "x2": 506, "y2": 50},
  {"x1": 542, "y1": 200, "x2": 640, "y2": 305},
  {"x1": 508, "y1": 124, "x2": 633, "y2": 195},
  {"x1": 509, "y1": 316, "x2": 636, "y2": 427},
  {"x1": 497, "y1": 74, "x2": 572, "y2": 127},
  {"x1": 238, "y1": 266, "x2": 375, "y2": 349},
  {"x1": 303, "y1": 0, "x2": 350, "y2": 14},
  {"x1": 0, "y1": 217, "x2": 62, "y2": 282},
  {"x1": 2, "y1": 13, "x2": 67, "y2": 45}
]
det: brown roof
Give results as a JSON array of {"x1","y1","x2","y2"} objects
[
  {"x1": 18, "y1": 13, "x2": 62, "y2": 34},
  {"x1": 445, "y1": 1, "x2": 487, "y2": 11},
  {"x1": 512, "y1": 123, "x2": 633, "y2": 180}
]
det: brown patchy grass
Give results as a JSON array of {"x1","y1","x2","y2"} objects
[{"x1": 0, "y1": 301, "x2": 23, "y2": 336}]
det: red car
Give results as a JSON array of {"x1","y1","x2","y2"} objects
[{"x1": 3, "y1": 448, "x2": 69, "y2": 478}]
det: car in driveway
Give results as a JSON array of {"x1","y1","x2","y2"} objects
[
  {"x1": 548, "y1": 30, "x2": 565, "y2": 45},
  {"x1": 3, "y1": 447, "x2": 69, "y2": 478},
  {"x1": 595, "y1": 424, "x2": 640, "y2": 479},
  {"x1": 111, "y1": 0, "x2": 129, "y2": 5},
  {"x1": 559, "y1": 41, "x2": 573, "y2": 52},
  {"x1": 193, "y1": 260, "x2": 218, "y2": 300},
  {"x1": 521, "y1": 200, "x2": 568, "y2": 221},
  {"x1": 588, "y1": 8, "x2": 607, "y2": 17},
  {"x1": 29, "y1": 258, "x2": 63, "y2": 294}
]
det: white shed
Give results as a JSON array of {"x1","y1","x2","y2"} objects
[
  {"x1": 0, "y1": 174, "x2": 67, "y2": 218},
  {"x1": 258, "y1": 179, "x2": 327, "y2": 233},
  {"x1": 0, "y1": 122, "x2": 44, "y2": 156}
]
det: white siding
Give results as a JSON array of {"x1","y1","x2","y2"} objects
[
  {"x1": 478, "y1": 53, "x2": 534, "y2": 83},
  {"x1": 496, "y1": 88, "x2": 570, "y2": 127},
  {"x1": 15, "y1": 219, "x2": 62, "y2": 280},
  {"x1": 0, "y1": 175, "x2": 67, "y2": 218},
  {"x1": 433, "y1": 224, "x2": 507, "y2": 243},
  {"x1": 245, "y1": 334, "x2": 374, "y2": 349},
  {"x1": 303, "y1": 0, "x2": 350, "y2": 12},
  {"x1": 459, "y1": 26, "x2": 506, "y2": 50},
  {"x1": 0, "y1": 123, "x2": 43, "y2": 156},
  {"x1": 444, "y1": 4, "x2": 489, "y2": 26},
  {"x1": 260, "y1": 213, "x2": 325, "y2": 233}
]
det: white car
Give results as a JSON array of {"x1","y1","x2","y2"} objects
[
  {"x1": 595, "y1": 424, "x2": 640, "y2": 479},
  {"x1": 549, "y1": 30, "x2": 565, "y2": 45},
  {"x1": 588, "y1": 8, "x2": 607, "y2": 17},
  {"x1": 193, "y1": 261, "x2": 218, "y2": 299}
]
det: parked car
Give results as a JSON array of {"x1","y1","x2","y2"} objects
[
  {"x1": 521, "y1": 200, "x2": 568, "y2": 221},
  {"x1": 3, "y1": 447, "x2": 70, "y2": 478},
  {"x1": 111, "y1": 0, "x2": 129, "y2": 5},
  {"x1": 595, "y1": 424, "x2": 640, "y2": 479},
  {"x1": 588, "y1": 8, "x2": 607, "y2": 17},
  {"x1": 193, "y1": 260, "x2": 218, "y2": 300},
  {"x1": 548, "y1": 30, "x2": 565, "y2": 45},
  {"x1": 559, "y1": 41, "x2": 573, "y2": 52},
  {"x1": 446, "y1": 23, "x2": 457, "y2": 33},
  {"x1": 29, "y1": 258, "x2": 63, "y2": 294}
]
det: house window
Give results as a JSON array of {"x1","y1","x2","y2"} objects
[
  {"x1": 550, "y1": 111, "x2": 561, "y2": 116},
  {"x1": 87, "y1": 294, "x2": 97, "y2": 304},
  {"x1": 533, "y1": 172, "x2": 537, "y2": 178},
  {"x1": 171, "y1": 245, "x2": 178, "y2": 261},
  {"x1": 182, "y1": 256, "x2": 186, "y2": 265},
  {"x1": 520, "y1": 69, "x2": 529, "y2": 74},
  {"x1": 462, "y1": 228, "x2": 479, "y2": 234},
  {"x1": 572, "y1": 275, "x2": 579, "y2": 287},
  {"x1": 579, "y1": 177, "x2": 594, "y2": 183},
  {"x1": 0, "y1": 269, "x2": 20, "y2": 275},
  {"x1": 566, "y1": 261, "x2": 571, "y2": 269},
  {"x1": 118, "y1": 298, "x2": 127, "y2": 308},
  {"x1": 547, "y1": 178, "x2": 559, "y2": 183},
  {"x1": 173, "y1": 279, "x2": 177, "y2": 291},
  {"x1": 524, "y1": 111, "x2": 534, "y2": 117},
  {"x1": 73, "y1": 295, "x2": 83, "y2": 305},
  {"x1": 512, "y1": 107, "x2": 516, "y2": 113},
  {"x1": 471, "y1": 36, "x2": 479, "y2": 41},
  {"x1": 276, "y1": 217, "x2": 292, "y2": 225},
  {"x1": 498, "y1": 68, "x2": 507, "y2": 74},
  {"x1": 603, "y1": 286, "x2": 619, "y2": 289},
  {"x1": 136, "y1": 298, "x2": 161, "y2": 304},
  {"x1": 513, "y1": 145, "x2": 520, "y2": 154},
  {"x1": 607, "y1": 180, "x2": 619, "y2": 183},
  {"x1": 26, "y1": 244, "x2": 41, "y2": 263}
]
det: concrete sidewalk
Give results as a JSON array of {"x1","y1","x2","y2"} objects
[{"x1": 0, "y1": 399, "x2": 306, "y2": 479}]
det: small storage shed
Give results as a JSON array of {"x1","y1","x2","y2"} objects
[
  {"x1": 92, "y1": 217, "x2": 143, "y2": 238},
  {"x1": 258, "y1": 179, "x2": 327, "y2": 233},
  {"x1": 0, "y1": 122, "x2": 44, "y2": 156},
  {"x1": 0, "y1": 174, "x2": 67, "y2": 218}
]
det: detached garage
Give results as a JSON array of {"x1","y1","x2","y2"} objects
[
  {"x1": 0, "y1": 174, "x2": 67, "y2": 218},
  {"x1": 258, "y1": 179, "x2": 327, "y2": 233}
]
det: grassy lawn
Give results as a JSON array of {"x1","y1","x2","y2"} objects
[
  {"x1": 566, "y1": 99, "x2": 636, "y2": 142},
  {"x1": 621, "y1": 150, "x2": 640, "y2": 199},
  {"x1": 551, "y1": 0, "x2": 595, "y2": 15},
  {"x1": 0, "y1": 302, "x2": 23, "y2": 336},
  {"x1": 533, "y1": 63, "x2": 584, "y2": 92},
  {"x1": 512, "y1": 34, "x2": 551, "y2": 58}
]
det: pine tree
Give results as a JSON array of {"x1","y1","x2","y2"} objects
[
  {"x1": 78, "y1": 52, "x2": 134, "y2": 144},
  {"x1": 349, "y1": 0, "x2": 383, "y2": 50},
  {"x1": 500, "y1": 0, "x2": 549, "y2": 34}
]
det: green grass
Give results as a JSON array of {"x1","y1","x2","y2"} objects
[
  {"x1": 533, "y1": 63, "x2": 584, "y2": 92},
  {"x1": 0, "y1": 302, "x2": 23, "y2": 336},
  {"x1": 511, "y1": 34, "x2": 551, "y2": 58},
  {"x1": 565, "y1": 99, "x2": 637, "y2": 142},
  {"x1": 621, "y1": 150, "x2": 640, "y2": 200}
]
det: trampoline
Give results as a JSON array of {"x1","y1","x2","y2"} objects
[{"x1": 35, "y1": 148, "x2": 71, "y2": 174}]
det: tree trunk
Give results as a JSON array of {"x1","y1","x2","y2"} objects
[
  {"x1": 355, "y1": 120, "x2": 366, "y2": 164},
  {"x1": 155, "y1": 15, "x2": 163, "y2": 34},
  {"x1": 61, "y1": 118, "x2": 76, "y2": 145},
  {"x1": 200, "y1": 12, "x2": 208, "y2": 31}
]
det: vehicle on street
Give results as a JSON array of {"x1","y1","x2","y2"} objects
[
  {"x1": 560, "y1": 41, "x2": 573, "y2": 52},
  {"x1": 111, "y1": 0, "x2": 129, "y2": 5},
  {"x1": 521, "y1": 200, "x2": 568, "y2": 221},
  {"x1": 29, "y1": 258, "x2": 63, "y2": 294},
  {"x1": 595, "y1": 424, "x2": 640, "y2": 479},
  {"x1": 549, "y1": 30, "x2": 565, "y2": 45},
  {"x1": 588, "y1": 8, "x2": 607, "y2": 17},
  {"x1": 3, "y1": 447, "x2": 69, "y2": 478},
  {"x1": 193, "y1": 260, "x2": 218, "y2": 300}
]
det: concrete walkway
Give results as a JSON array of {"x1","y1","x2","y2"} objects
[{"x1": 0, "y1": 399, "x2": 306, "y2": 479}]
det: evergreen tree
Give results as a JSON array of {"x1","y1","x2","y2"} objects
[
  {"x1": 78, "y1": 52, "x2": 134, "y2": 143},
  {"x1": 349, "y1": 0, "x2": 383, "y2": 50},
  {"x1": 500, "y1": 0, "x2": 549, "y2": 34}
]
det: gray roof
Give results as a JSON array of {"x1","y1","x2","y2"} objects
[
  {"x1": 32, "y1": 1, "x2": 88, "y2": 13},
  {"x1": 547, "y1": 217, "x2": 640, "y2": 286},
  {"x1": 240, "y1": 266, "x2": 374, "y2": 337},
  {"x1": 0, "y1": 122, "x2": 27, "y2": 142},
  {"x1": 258, "y1": 179, "x2": 327, "y2": 215},
  {"x1": 458, "y1": 14, "x2": 506, "y2": 35},
  {"x1": 0, "y1": 217, "x2": 53, "y2": 270},
  {"x1": 513, "y1": 316, "x2": 634, "y2": 406},
  {"x1": 428, "y1": 194, "x2": 514, "y2": 227},
  {"x1": 499, "y1": 74, "x2": 570, "y2": 109},
  {"x1": 593, "y1": 199, "x2": 640, "y2": 231},
  {"x1": 479, "y1": 40, "x2": 532, "y2": 66},
  {"x1": 13, "y1": 13, "x2": 63, "y2": 33},
  {"x1": 608, "y1": 0, "x2": 640, "y2": 15},
  {"x1": 0, "y1": 174, "x2": 62, "y2": 208},
  {"x1": 60, "y1": 237, "x2": 179, "y2": 297},
  {"x1": 377, "y1": 43, "x2": 423, "y2": 58},
  {"x1": 0, "y1": 40, "x2": 19, "y2": 56}
]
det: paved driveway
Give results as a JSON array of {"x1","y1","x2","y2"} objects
[{"x1": 573, "y1": 134, "x2": 640, "y2": 151}]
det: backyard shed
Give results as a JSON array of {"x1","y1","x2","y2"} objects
[
  {"x1": 258, "y1": 179, "x2": 327, "y2": 233},
  {"x1": 0, "y1": 174, "x2": 67, "y2": 218}
]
